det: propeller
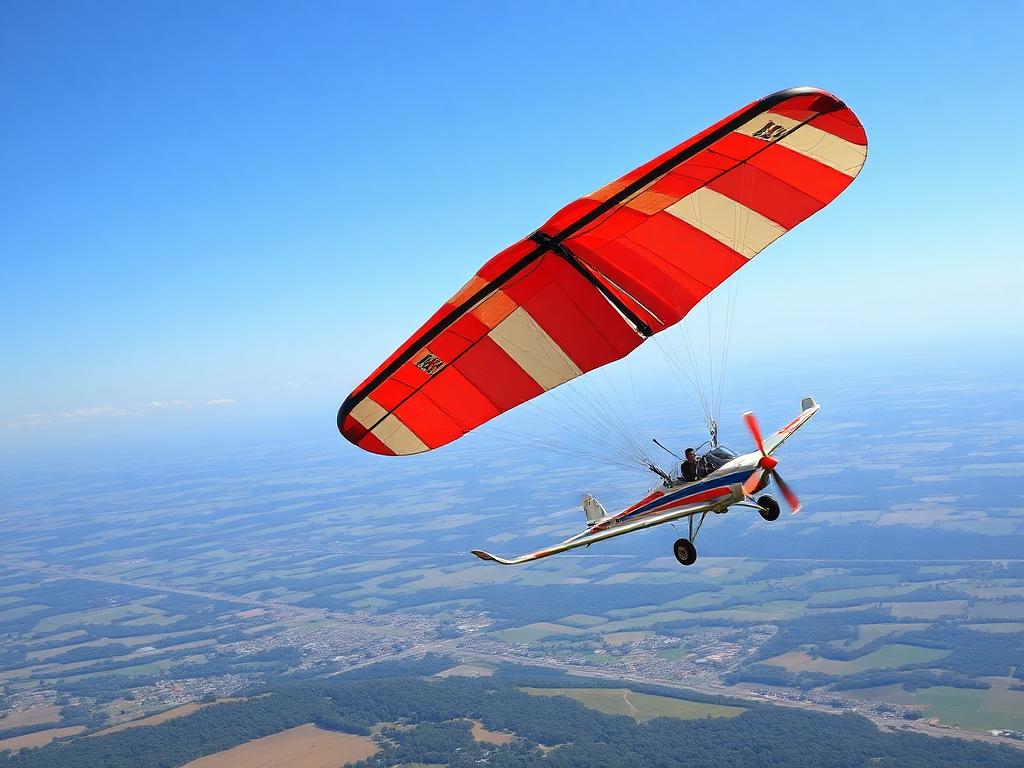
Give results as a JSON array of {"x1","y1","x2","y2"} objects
[{"x1": 741, "y1": 411, "x2": 801, "y2": 514}]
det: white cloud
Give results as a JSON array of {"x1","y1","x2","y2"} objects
[
  {"x1": 6, "y1": 396, "x2": 238, "y2": 430},
  {"x1": 6, "y1": 406, "x2": 142, "y2": 429}
]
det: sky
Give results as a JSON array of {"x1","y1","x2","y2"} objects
[{"x1": 2, "y1": 0, "x2": 1022, "y2": 456}]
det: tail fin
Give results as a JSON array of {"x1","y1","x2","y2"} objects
[{"x1": 583, "y1": 494, "x2": 607, "y2": 526}]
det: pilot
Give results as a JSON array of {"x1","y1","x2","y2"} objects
[{"x1": 680, "y1": 448, "x2": 700, "y2": 482}]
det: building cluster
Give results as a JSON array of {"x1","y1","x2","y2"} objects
[{"x1": 123, "y1": 673, "x2": 258, "y2": 712}]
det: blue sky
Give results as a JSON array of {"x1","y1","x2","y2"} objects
[{"x1": 2, "y1": 0, "x2": 1021, "y2": 453}]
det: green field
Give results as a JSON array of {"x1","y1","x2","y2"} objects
[
  {"x1": 833, "y1": 622, "x2": 930, "y2": 650},
  {"x1": 914, "y1": 685, "x2": 1024, "y2": 732},
  {"x1": 492, "y1": 622, "x2": 583, "y2": 643},
  {"x1": 808, "y1": 584, "x2": 920, "y2": 606},
  {"x1": 521, "y1": 687, "x2": 745, "y2": 722},
  {"x1": 580, "y1": 652, "x2": 619, "y2": 666},
  {"x1": 767, "y1": 643, "x2": 951, "y2": 675}
]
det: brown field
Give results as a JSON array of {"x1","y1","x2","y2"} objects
[
  {"x1": 470, "y1": 719, "x2": 514, "y2": 745},
  {"x1": 0, "y1": 705, "x2": 60, "y2": 730},
  {"x1": 0, "y1": 726, "x2": 86, "y2": 752},
  {"x1": 181, "y1": 723, "x2": 378, "y2": 768}
]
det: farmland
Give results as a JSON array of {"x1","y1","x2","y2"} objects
[
  {"x1": 521, "y1": 687, "x2": 745, "y2": 721},
  {"x1": 181, "y1": 724, "x2": 378, "y2": 768},
  {"x1": 0, "y1": 367, "x2": 1023, "y2": 763}
]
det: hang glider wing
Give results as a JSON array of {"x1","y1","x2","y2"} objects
[
  {"x1": 340, "y1": 87, "x2": 867, "y2": 455},
  {"x1": 470, "y1": 488, "x2": 736, "y2": 566}
]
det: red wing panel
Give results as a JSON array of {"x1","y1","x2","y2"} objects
[{"x1": 339, "y1": 87, "x2": 866, "y2": 455}]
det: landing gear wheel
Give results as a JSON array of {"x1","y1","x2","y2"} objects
[
  {"x1": 757, "y1": 494, "x2": 781, "y2": 521},
  {"x1": 673, "y1": 538, "x2": 697, "y2": 566}
]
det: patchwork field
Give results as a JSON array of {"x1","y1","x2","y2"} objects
[
  {"x1": 766, "y1": 643, "x2": 951, "y2": 675},
  {"x1": 2, "y1": 378, "x2": 1023, "y2": 758},
  {"x1": 521, "y1": 687, "x2": 745, "y2": 722},
  {"x1": 181, "y1": 723, "x2": 378, "y2": 768}
]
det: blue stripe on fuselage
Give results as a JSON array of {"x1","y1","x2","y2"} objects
[{"x1": 621, "y1": 470, "x2": 749, "y2": 521}]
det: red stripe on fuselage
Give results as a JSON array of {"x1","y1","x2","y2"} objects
[
  {"x1": 639, "y1": 486, "x2": 732, "y2": 516},
  {"x1": 622, "y1": 490, "x2": 665, "y2": 515}
]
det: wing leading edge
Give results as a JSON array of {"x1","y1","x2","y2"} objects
[
  {"x1": 471, "y1": 486, "x2": 735, "y2": 566},
  {"x1": 764, "y1": 397, "x2": 820, "y2": 456}
]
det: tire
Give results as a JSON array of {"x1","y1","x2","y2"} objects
[
  {"x1": 758, "y1": 494, "x2": 781, "y2": 521},
  {"x1": 673, "y1": 538, "x2": 697, "y2": 566}
]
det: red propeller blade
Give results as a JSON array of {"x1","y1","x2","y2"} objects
[
  {"x1": 773, "y1": 471, "x2": 801, "y2": 514},
  {"x1": 742, "y1": 467, "x2": 765, "y2": 497},
  {"x1": 743, "y1": 411, "x2": 766, "y2": 456}
]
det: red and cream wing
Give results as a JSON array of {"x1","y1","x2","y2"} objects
[{"x1": 339, "y1": 87, "x2": 866, "y2": 455}]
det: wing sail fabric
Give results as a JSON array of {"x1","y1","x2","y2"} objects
[{"x1": 339, "y1": 87, "x2": 867, "y2": 455}]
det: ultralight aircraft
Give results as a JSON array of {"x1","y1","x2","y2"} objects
[{"x1": 472, "y1": 399, "x2": 816, "y2": 566}]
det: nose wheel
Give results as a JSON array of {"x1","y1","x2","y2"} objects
[{"x1": 673, "y1": 537, "x2": 697, "y2": 566}]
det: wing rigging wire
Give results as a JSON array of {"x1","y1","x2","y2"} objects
[{"x1": 480, "y1": 315, "x2": 656, "y2": 473}]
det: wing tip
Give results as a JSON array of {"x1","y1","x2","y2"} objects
[{"x1": 470, "y1": 549, "x2": 525, "y2": 565}]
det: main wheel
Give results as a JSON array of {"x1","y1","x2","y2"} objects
[
  {"x1": 673, "y1": 538, "x2": 697, "y2": 566},
  {"x1": 757, "y1": 494, "x2": 781, "y2": 521}
]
